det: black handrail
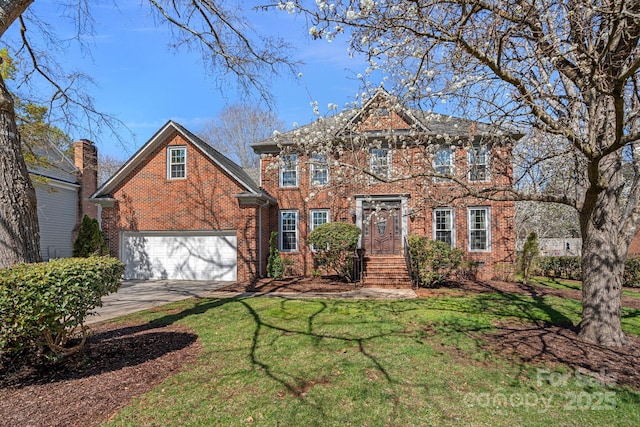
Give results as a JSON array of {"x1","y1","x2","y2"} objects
[{"x1": 403, "y1": 236, "x2": 419, "y2": 288}]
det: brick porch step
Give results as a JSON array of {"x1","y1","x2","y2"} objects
[{"x1": 361, "y1": 255, "x2": 413, "y2": 289}]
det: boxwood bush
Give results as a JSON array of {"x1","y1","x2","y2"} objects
[
  {"x1": 0, "y1": 256, "x2": 124, "y2": 358},
  {"x1": 307, "y1": 222, "x2": 361, "y2": 282},
  {"x1": 407, "y1": 235, "x2": 464, "y2": 287}
]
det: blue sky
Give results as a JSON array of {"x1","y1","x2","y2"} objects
[{"x1": 7, "y1": 1, "x2": 372, "y2": 160}]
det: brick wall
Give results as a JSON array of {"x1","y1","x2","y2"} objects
[{"x1": 101, "y1": 131, "x2": 260, "y2": 282}]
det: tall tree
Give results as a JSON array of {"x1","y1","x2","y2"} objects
[
  {"x1": 0, "y1": 1, "x2": 295, "y2": 268},
  {"x1": 287, "y1": 0, "x2": 640, "y2": 346},
  {"x1": 198, "y1": 103, "x2": 284, "y2": 169}
]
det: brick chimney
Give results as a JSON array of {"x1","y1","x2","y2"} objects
[{"x1": 74, "y1": 139, "x2": 98, "y2": 221}]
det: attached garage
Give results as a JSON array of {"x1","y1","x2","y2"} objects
[{"x1": 121, "y1": 231, "x2": 237, "y2": 281}]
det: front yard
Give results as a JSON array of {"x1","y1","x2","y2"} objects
[{"x1": 2, "y1": 279, "x2": 640, "y2": 426}]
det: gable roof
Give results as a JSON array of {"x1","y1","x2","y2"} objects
[
  {"x1": 27, "y1": 140, "x2": 79, "y2": 185},
  {"x1": 91, "y1": 120, "x2": 264, "y2": 200},
  {"x1": 251, "y1": 89, "x2": 522, "y2": 153}
]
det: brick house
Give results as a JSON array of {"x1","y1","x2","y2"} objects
[{"x1": 92, "y1": 91, "x2": 519, "y2": 283}]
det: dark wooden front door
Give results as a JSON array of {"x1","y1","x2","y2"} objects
[{"x1": 362, "y1": 204, "x2": 401, "y2": 255}]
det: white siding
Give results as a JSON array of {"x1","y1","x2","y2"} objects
[{"x1": 35, "y1": 181, "x2": 79, "y2": 261}]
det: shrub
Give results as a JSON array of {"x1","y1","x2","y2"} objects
[
  {"x1": 535, "y1": 256, "x2": 581, "y2": 280},
  {"x1": 519, "y1": 232, "x2": 539, "y2": 284},
  {"x1": 73, "y1": 215, "x2": 108, "y2": 257},
  {"x1": 307, "y1": 222, "x2": 361, "y2": 282},
  {"x1": 266, "y1": 231, "x2": 284, "y2": 279},
  {"x1": 0, "y1": 256, "x2": 124, "y2": 358},
  {"x1": 624, "y1": 257, "x2": 640, "y2": 288},
  {"x1": 407, "y1": 235, "x2": 464, "y2": 287}
]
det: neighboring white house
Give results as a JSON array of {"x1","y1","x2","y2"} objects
[
  {"x1": 516, "y1": 238, "x2": 582, "y2": 257},
  {"x1": 28, "y1": 140, "x2": 98, "y2": 261}
]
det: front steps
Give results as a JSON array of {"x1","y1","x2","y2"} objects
[{"x1": 360, "y1": 255, "x2": 413, "y2": 288}]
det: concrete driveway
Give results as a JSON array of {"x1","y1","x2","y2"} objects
[{"x1": 88, "y1": 280, "x2": 232, "y2": 324}]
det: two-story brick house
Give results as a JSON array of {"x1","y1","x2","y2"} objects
[
  {"x1": 252, "y1": 90, "x2": 519, "y2": 282},
  {"x1": 92, "y1": 90, "x2": 519, "y2": 283}
]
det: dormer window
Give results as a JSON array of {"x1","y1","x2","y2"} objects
[{"x1": 167, "y1": 146, "x2": 186, "y2": 179}]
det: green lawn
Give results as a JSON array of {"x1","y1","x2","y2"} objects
[
  {"x1": 528, "y1": 276, "x2": 640, "y2": 299},
  {"x1": 104, "y1": 292, "x2": 640, "y2": 427}
]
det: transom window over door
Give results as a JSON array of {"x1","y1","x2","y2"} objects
[
  {"x1": 167, "y1": 146, "x2": 186, "y2": 179},
  {"x1": 369, "y1": 147, "x2": 391, "y2": 181},
  {"x1": 434, "y1": 208, "x2": 454, "y2": 246},
  {"x1": 279, "y1": 210, "x2": 299, "y2": 251},
  {"x1": 468, "y1": 207, "x2": 490, "y2": 251}
]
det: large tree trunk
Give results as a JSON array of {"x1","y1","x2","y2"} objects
[{"x1": 0, "y1": 73, "x2": 41, "y2": 267}]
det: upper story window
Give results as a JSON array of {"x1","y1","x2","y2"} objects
[
  {"x1": 369, "y1": 147, "x2": 391, "y2": 181},
  {"x1": 434, "y1": 148, "x2": 454, "y2": 180},
  {"x1": 279, "y1": 210, "x2": 299, "y2": 252},
  {"x1": 433, "y1": 208, "x2": 455, "y2": 247},
  {"x1": 167, "y1": 146, "x2": 186, "y2": 179},
  {"x1": 468, "y1": 207, "x2": 491, "y2": 251},
  {"x1": 279, "y1": 154, "x2": 298, "y2": 188},
  {"x1": 469, "y1": 145, "x2": 489, "y2": 182},
  {"x1": 310, "y1": 154, "x2": 329, "y2": 186}
]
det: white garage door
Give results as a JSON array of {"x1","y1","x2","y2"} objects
[{"x1": 121, "y1": 231, "x2": 237, "y2": 281}]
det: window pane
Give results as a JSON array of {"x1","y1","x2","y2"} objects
[
  {"x1": 469, "y1": 146, "x2": 488, "y2": 181},
  {"x1": 469, "y1": 208, "x2": 488, "y2": 250},
  {"x1": 280, "y1": 155, "x2": 298, "y2": 187},
  {"x1": 434, "y1": 209, "x2": 453, "y2": 246},
  {"x1": 370, "y1": 148, "x2": 390, "y2": 180},
  {"x1": 280, "y1": 211, "x2": 298, "y2": 251},
  {"x1": 434, "y1": 149, "x2": 453, "y2": 177},
  {"x1": 169, "y1": 148, "x2": 186, "y2": 179},
  {"x1": 311, "y1": 211, "x2": 328, "y2": 230},
  {"x1": 311, "y1": 154, "x2": 328, "y2": 185}
]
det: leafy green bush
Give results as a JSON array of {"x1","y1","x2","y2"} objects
[
  {"x1": 0, "y1": 256, "x2": 124, "y2": 358},
  {"x1": 624, "y1": 257, "x2": 640, "y2": 288},
  {"x1": 73, "y1": 215, "x2": 108, "y2": 257},
  {"x1": 307, "y1": 222, "x2": 361, "y2": 282},
  {"x1": 266, "y1": 231, "x2": 284, "y2": 279},
  {"x1": 535, "y1": 256, "x2": 581, "y2": 280},
  {"x1": 407, "y1": 236, "x2": 464, "y2": 287}
]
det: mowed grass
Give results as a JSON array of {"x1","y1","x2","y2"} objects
[
  {"x1": 105, "y1": 292, "x2": 640, "y2": 427},
  {"x1": 528, "y1": 276, "x2": 640, "y2": 299}
]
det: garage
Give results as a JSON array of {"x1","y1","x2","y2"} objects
[{"x1": 121, "y1": 231, "x2": 237, "y2": 281}]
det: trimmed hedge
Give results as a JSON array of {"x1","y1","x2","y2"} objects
[
  {"x1": 308, "y1": 222, "x2": 361, "y2": 282},
  {"x1": 407, "y1": 235, "x2": 464, "y2": 287},
  {"x1": 0, "y1": 256, "x2": 124, "y2": 358},
  {"x1": 533, "y1": 255, "x2": 640, "y2": 288}
]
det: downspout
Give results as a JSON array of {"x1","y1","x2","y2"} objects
[{"x1": 258, "y1": 199, "x2": 270, "y2": 278}]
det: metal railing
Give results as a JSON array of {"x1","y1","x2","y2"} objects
[
  {"x1": 403, "y1": 236, "x2": 419, "y2": 288},
  {"x1": 352, "y1": 248, "x2": 364, "y2": 284}
]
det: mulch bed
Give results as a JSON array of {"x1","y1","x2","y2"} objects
[{"x1": 1, "y1": 278, "x2": 639, "y2": 426}]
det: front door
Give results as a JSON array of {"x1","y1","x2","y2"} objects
[{"x1": 362, "y1": 203, "x2": 401, "y2": 255}]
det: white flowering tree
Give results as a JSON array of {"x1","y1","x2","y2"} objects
[{"x1": 275, "y1": 0, "x2": 640, "y2": 347}]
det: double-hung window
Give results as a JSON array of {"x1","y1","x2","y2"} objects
[
  {"x1": 309, "y1": 209, "x2": 330, "y2": 251},
  {"x1": 279, "y1": 210, "x2": 299, "y2": 251},
  {"x1": 433, "y1": 208, "x2": 455, "y2": 247},
  {"x1": 279, "y1": 154, "x2": 298, "y2": 187},
  {"x1": 469, "y1": 145, "x2": 489, "y2": 182},
  {"x1": 369, "y1": 147, "x2": 391, "y2": 181},
  {"x1": 310, "y1": 154, "x2": 329, "y2": 186},
  {"x1": 434, "y1": 148, "x2": 454, "y2": 180},
  {"x1": 167, "y1": 146, "x2": 186, "y2": 179},
  {"x1": 468, "y1": 207, "x2": 490, "y2": 251}
]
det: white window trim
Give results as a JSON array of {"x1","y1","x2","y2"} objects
[
  {"x1": 310, "y1": 154, "x2": 329, "y2": 186},
  {"x1": 279, "y1": 210, "x2": 299, "y2": 252},
  {"x1": 433, "y1": 147, "x2": 455, "y2": 182},
  {"x1": 279, "y1": 154, "x2": 299, "y2": 188},
  {"x1": 468, "y1": 207, "x2": 491, "y2": 252},
  {"x1": 309, "y1": 209, "x2": 330, "y2": 252},
  {"x1": 433, "y1": 208, "x2": 455, "y2": 247},
  {"x1": 369, "y1": 147, "x2": 392, "y2": 182},
  {"x1": 167, "y1": 146, "x2": 187, "y2": 180},
  {"x1": 468, "y1": 146, "x2": 490, "y2": 182}
]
